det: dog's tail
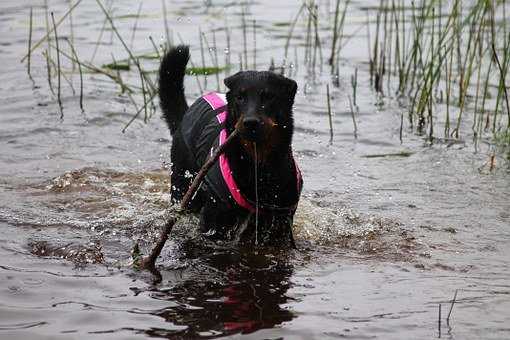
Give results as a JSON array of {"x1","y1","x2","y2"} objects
[{"x1": 159, "y1": 45, "x2": 190, "y2": 135}]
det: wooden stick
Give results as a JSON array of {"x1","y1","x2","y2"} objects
[
  {"x1": 138, "y1": 216, "x2": 177, "y2": 282},
  {"x1": 139, "y1": 129, "x2": 239, "y2": 281}
]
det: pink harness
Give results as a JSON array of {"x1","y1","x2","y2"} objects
[{"x1": 202, "y1": 92, "x2": 302, "y2": 213}]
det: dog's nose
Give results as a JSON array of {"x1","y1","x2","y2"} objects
[{"x1": 243, "y1": 117, "x2": 261, "y2": 131}]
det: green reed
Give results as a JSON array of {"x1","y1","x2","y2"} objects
[
  {"x1": 51, "y1": 12, "x2": 63, "y2": 118},
  {"x1": 27, "y1": 7, "x2": 33, "y2": 78},
  {"x1": 370, "y1": 0, "x2": 509, "y2": 145}
]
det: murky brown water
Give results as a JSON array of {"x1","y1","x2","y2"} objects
[{"x1": 1, "y1": 0, "x2": 509, "y2": 339}]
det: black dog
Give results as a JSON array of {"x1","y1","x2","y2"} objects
[{"x1": 158, "y1": 45, "x2": 302, "y2": 246}]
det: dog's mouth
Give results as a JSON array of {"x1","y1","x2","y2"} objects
[
  {"x1": 240, "y1": 126, "x2": 263, "y2": 142},
  {"x1": 237, "y1": 117, "x2": 265, "y2": 142},
  {"x1": 235, "y1": 116, "x2": 283, "y2": 164}
]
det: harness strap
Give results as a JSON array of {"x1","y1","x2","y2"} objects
[{"x1": 203, "y1": 92, "x2": 254, "y2": 212}]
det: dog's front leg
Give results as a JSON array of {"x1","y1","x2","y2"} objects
[{"x1": 199, "y1": 196, "x2": 237, "y2": 239}]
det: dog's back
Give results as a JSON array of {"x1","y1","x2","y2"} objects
[{"x1": 158, "y1": 45, "x2": 190, "y2": 135}]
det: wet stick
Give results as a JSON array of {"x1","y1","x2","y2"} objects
[
  {"x1": 139, "y1": 129, "x2": 240, "y2": 282},
  {"x1": 181, "y1": 129, "x2": 239, "y2": 207},
  {"x1": 21, "y1": 0, "x2": 83, "y2": 63},
  {"x1": 51, "y1": 12, "x2": 63, "y2": 118}
]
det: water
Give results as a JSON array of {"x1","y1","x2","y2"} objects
[{"x1": 1, "y1": 0, "x2": 510, "y2": 339}]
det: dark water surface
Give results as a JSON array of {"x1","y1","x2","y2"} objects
[{"x1": 1, "y1": 0, "x2": 509, "y2": 339}]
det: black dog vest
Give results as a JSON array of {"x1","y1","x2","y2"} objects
[{"x1": 179, "y1": 92, "x2": 302, "y2": 214}]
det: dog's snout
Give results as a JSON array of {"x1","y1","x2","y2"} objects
[
  {"x1": 240, "y1": 116, "x2": 263, "y2": 141},
  {"x1": 243, "y1": 117, "x2": 261, "y2": 130}
]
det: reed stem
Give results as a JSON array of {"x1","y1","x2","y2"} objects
[
  {"x1": 326, "y1": 84, "x2": 333, "y2": 144},
  {"x1": 51, "y1": 12, "x2": 63, "y2": 118}
]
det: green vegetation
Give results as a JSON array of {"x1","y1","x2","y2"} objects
[
  {"x1": 186, "y1": 66, "x2": 227, "y2": 76},
  {"x1": 21, "y1": 0, "x2": 510, "y2": 150}
]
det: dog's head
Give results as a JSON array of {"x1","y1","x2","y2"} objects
[{"x1": 224, "y1": 71, "x2": 297, "y2": 160}]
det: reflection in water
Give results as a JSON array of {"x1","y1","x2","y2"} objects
[{"x1": 148, "y1": 248, "x2": 294, "y2": 337}]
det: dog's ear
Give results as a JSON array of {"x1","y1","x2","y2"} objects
[
  {"x1": 281, "y1": 77, "x2": 297, "y2": 101},
  {"x1": 271, "y1": 74, "x2": 297, "y2": 103},
  {"x1": 224, "y1": 72, "x2": 244, "y2": 90}
]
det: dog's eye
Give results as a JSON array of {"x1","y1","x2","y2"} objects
[{"x1": 236, "y1": 93, "x2": 245, "y2": 102}]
